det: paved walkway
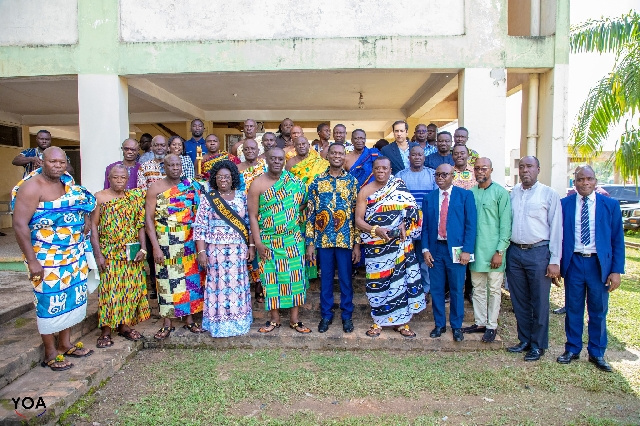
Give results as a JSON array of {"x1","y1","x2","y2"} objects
[{"x1": 0, "y1": 228, "x2": 23, "y2": 262}]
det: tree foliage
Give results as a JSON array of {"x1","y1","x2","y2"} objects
[{"x1": 570, "y1": 11, "x2": 640, "y2": 184}]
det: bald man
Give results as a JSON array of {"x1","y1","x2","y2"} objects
[{"x1": 104, "y1": 138, "x2": 141, "y2": 189}]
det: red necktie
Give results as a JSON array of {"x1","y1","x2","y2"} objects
[{"x1": 438, "y1": 191, "x2": 449, "y2": 239}]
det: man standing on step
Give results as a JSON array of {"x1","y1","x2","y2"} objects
[
  {"x1": 248, "y1": 147, "x2": 311, "y2": 334},
  {"x1": 506, "y1": 156, "x2": 562, "y2": 362},
  {"x1": 556, "y1": 165, "x2": 624, "y2": 372},
  {"x1": 422, "y1": 164, "x2": 476, "y2": 343},
  {"x1": 306, "y1": 143, "x2": 360, "y2": 333},
  {"x1": 463, "y1": 158, "x2": 511, "y2": 343},
  {"x1": 184, "y1": 118, "x2": 207, "y2": 165},
  {"x1": 12, "y1": 147, "x2": 96, "y2": 371}
]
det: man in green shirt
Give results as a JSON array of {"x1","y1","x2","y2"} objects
[{"x1": 463, "y1": 157, "x2": 512, "y2": 343}]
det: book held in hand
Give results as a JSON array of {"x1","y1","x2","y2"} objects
[
  {"x1": 452, "y1": 246, "x2": 475, "y2": 264},
  {"x1": 126, "y1": 242, "x2": 141, "y2": 261}
]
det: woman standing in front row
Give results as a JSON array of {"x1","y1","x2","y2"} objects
[{"x1": 194, "y1": 160, "x2": 254, "y2": 337}]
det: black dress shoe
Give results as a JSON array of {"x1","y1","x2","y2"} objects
[
  {"x1": 430, "y1": 326, "x2": 446, "y2": 338},
  {"x1": 589, "y1": 355, "x2": 613, "y2": 372},
  {"x1": 553, "y1": 306, "x2": 567, "y2": 315},
  {"x1": 557, "y1": 350, "x2": 580, "y2": 364},
  {"x1": 507, "y1": 342, "x2": 531, "y2": 353},
  {"x1": 444, "y1": 292, "x2": 451, "y2": 304},
  {"x1": 481, "y1": 329, "x2": 497, "y2": 343},
  {"x1": 424, "y1": 293, "x2": 431, "y2": 304},
  {"x1": 318, "y1": 318, "x2": 332, "y2": 333},
  {"x1": 452, "y1": 328, "x2": 464, "y2": 342},
  {"x1": 342, "y1": 318, "x2": 354, "y2": 333},
  {"x1": 461, "y1": 324, "x2": 486, "y2": 334},
  {"x1": 524, "y1": 348, "x2": 545, "y2": 361}
]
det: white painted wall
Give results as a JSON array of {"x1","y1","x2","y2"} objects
[
  {"x1": 0, "y1": 0, "x2": 78, "y2": 46},
  {"x1": 120, "y1": 0, "x2": 465, "y2": 42}
]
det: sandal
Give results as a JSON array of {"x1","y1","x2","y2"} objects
[
  {"x1": 63, "y1": 342, "x2": 94, "y2": 358},
  {"x1": 289, "y1": 321, "x2": 311, "y2": 333},
  {"x1": 41, "y1": 354, "x2": 73, "y2": 371},
  {"x1": 97, "y1": 335, "x2": 114, "y2": 348},
  {"x1": 258, "y1": 321, "x2": 280, "y2": 333},
  {"x1": 366, "y1": 324, "x2": 381, "y2": 338},
  {"x1": 154, "y1": 326, "x2": 175, "y2": 340},
  {"x1": 118, "y1": 329, "x2": 143, "y2": 341},
  {"x1": 393, "y1": 324, "x2": 416, "y2": 338},
  {"x1": 255, "y1": 283, "x2": 265, "y2": 304},
  {"x1": 183, "y1": 322, "x2": 204, "y2": 333}
]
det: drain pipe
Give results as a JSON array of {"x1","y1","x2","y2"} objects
[{"x1": 527, "y1": 74, "x2": 539, "y2": 157}]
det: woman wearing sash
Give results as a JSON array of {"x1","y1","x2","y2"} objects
[{"x1": 194, "y1": 160, "x2": 255, "y2": 337}]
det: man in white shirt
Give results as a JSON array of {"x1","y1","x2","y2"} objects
[{"x1": 505, "y1": 156, "x2": 562, "y2": 362}]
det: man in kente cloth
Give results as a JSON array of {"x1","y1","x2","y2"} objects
[
  {"x1": 248, "y1": 147, "x2": 311, "y2": 334},
  {"x1": 355, "y1": 156, "x2": 425, "y2": 338},
  {"x1": 286, "y1": 136, "x2": 329, "y2": 280},
  {"x1": 146, "y1": 154, "x2": 205, "y2": 339},
  {"x1": 91, "y1": 164, "x2": 151, "y2": 348},
  {"x1": 12, "y1": 147, "x2": 96, "y2": 371},
  {"x1": 345, "y1": 129, "x2": 380, "y2": 190},
  {"x1": 238, "y1": 139, "x2": 268, "y2": 303},
  {"x1": 200, "y1": 133, "x2": 241, "y2": 180}
]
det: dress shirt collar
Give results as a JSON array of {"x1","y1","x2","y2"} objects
[
  {"x1": 438, "y1": 185, "x2": 452, "y2": 196},
  {"x1": 577, "y1": 191, "x2": 596, "y2": 204}
]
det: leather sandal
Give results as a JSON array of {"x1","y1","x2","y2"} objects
[
  {"x1": 289, "y1": 321, "x2": 311, "y2": 333},
  {"x1": 366, "y1": 324, "x2": 381, "y2": 338},
  {"x1": 258, "y1": 321, "x2": 280, "y2": 333},
  {"x1": 393, "y1": 324, "x2": 416, "y2": 338},
  {"x1": 154, "y1": 326, "x2": 175, "y2": 340}
]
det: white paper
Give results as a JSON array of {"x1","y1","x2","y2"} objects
[{"x1": 452, "y1": 246, "x2": 475, "y2": 263}]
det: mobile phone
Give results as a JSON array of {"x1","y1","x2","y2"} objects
[{"x1": 387, "y1": 228, "x2": 401, "y2": 238}]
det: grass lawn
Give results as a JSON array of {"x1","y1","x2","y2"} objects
[
  {"x1": 625, "y1": 231, "x2": 640, "y2": 245},
  {"x1": 61, "y1": 249, "x2": 640, "y2": 426}
]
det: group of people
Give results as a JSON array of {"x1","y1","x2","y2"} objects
[{"x1": 11, "y1": 118, "x2": 624, "y2": 374}]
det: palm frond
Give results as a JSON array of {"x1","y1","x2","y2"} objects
[
  {"x1": 614, "y1": 125, "x2": 640, "y2": 186},
  {"x1": 570, "y1": 11, "x2": 639, "y2": 54}
]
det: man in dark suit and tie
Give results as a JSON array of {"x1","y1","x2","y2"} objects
[
  {"x1": 422, "y1": 164, "x2": 477, "y2": 342},
  {"x1": 556, "y1": 165, "x2": 624, "y2": 372},
  {"x1": 380, "y1": 120, "x2": 416, "y2": 175}
]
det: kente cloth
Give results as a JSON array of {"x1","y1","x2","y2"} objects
[
  {"x1": 452, "y1": 164, "x2": 477, "y2": 190},
  {"x1": 201, "y1": 152, "x2": 241, "y2": 179},
  {"x1": 154, "y1": 179, "x2": 205, "y2": 318},
  {"x1": 360, "y1": 177, "x2": 425, "y2": 326},
  {"x1": 193, "y1": 194, "x2": 252, "y2": 337},
  {"x1": 241, "y1": 158, "x2": 267, "y2": 193},
  {"x1": 257, "y1": 171, "x2": 308, "y2": 310},
  {"x1": 285, "y1": 149, "x2": 297, "y2": 161},
  {"x1": 97, "y1": 189, "x2": 150, "y2": 328},
  {"x1": 289, "y1": 150, "x2": 330, "y2": 188},
  {"x1": 11, "y1": 170, "x2": 96, "y2": 334},
  {"x1": 348, "y1": 147, "x2": 380, "y2": 189},
  {"x1": 240, "y1": 159, "x2": 267, "y2": 284}
]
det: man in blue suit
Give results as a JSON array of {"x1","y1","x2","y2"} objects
[
  {"x1": 422, "y1": 164, "x2": 477, "y2": 342},
  {"x1": 380, "y1": 120, "x2": 417, "y2": 175},
  {"x1": 556, "y1": 165, "x2": 624, "y2": 372}
]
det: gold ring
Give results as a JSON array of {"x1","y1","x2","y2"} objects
[{"x1": 31, "y1": 275, "x2": 41, "y2": 281}]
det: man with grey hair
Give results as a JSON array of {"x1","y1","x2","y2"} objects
[
  {"x1": 232, "y1": 119, "x2": 265, "y2": 161},
  {"x1": 104, "y1": 138, "x2": 140, "y2": 190},
  {"x1": 137, "y1": 135, "x2": 167, "y2": 190}
]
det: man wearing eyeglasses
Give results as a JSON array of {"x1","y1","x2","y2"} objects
[
  {"x1": 414, "y1": 123, "x2": 437, "y2": 157},
  {"x1": 103, "y1": 138, "x2": 141, "y2": 190},
  {"x1": 421, "y1": 163, "x2": 477, "y2": 342},
  {"x1": 463, "y1": 158, "x2": 511, "y2": 343}
]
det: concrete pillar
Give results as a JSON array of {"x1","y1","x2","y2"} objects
[
  {"x1": 536, "y1": 65, "x2": 569, "y2": 195},
  {"x1": 78, "y1": 74, "x2": 129, "y2": 192},
  {"x1": 458, "y1": 68, "x2": 507, "y2": 185}
]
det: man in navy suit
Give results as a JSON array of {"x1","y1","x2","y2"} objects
[
  {"x1": 556, "y1": 165, "x2": 624, "y2": 372},
  {"x1": 380, "y1": 120, "x2": 416, "y2": 175},
  {"x1": 422, "y1": 164, "x2": 477, "y2": 342}
]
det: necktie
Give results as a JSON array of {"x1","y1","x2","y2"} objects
[
  {"x1": 580, "y1": 197, "x2": 590, "y2": 245},
  {"x1": 438, "y1": 191, "x2": 449, "y2": 239}
]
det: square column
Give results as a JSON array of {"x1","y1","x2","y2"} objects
[
  {"x1": 536, "y1": 65, "x2": 569, "y2": 195},
  {"x1": 458, "y1": 68, "x2": 507, "y2": 185},
  {"x1": 78, "y1": 74, "x2": 129, "y2": 192}
]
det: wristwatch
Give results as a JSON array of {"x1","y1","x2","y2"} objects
[{"x1": 496, "y1": 250, "x2": 504, "y2": 256}]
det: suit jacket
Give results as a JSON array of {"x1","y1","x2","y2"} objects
[
  {"x1": 560, "y1": 193, "x2": 625, "y2": 282},
  {"x1": 380, "y1": 142, "x2": 417, "y2": 176},
  {"x1": 421, "y1": 185, "x2": 477, "y2": 259}
]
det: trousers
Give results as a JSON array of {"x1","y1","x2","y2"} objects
[{"x1": 317, "y1": 247, "x2": 354, "y2": 320}]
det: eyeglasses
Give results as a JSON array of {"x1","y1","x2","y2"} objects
[
  {"x1": 435, "y1": 172, "x2": 451, "y2": 178},
  {"x1": 474, "y1": 166, "x2": 490, "y2": 172}
]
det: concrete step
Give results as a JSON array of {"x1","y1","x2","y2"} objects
[
  {"x1": 0, "y1": 271, "x2": 34, "y2": 325},
  {"x1": 0, "y1": 293, "x2": 100, "y2": 390}
]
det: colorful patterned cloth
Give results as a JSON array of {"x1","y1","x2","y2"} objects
[
  {"x1": 360, "y1": 177, "x2": 425, "y2": 326},
  {"x1": 257, "y1": 171, "x2": 308, "y2": 310},
  {"x1": 306, "y1": 169, "x2": 359, "y2": 249},
  {"x1": 154, "y1": 179, "x2": 205, "y2": 318},
  {"x1": 180, "y1": 155, "x2": 195, "y2": 180},
  {"x1": 11, "y1": 170, "x2": 96, "y2": 334},
  {"x1": 96, "y1": 189, "x2": 151, "y2": 329},
  {"x1": 194, "y1": 193, "x2": 252, "y2": 337},
  {"x1": 137, "y1": 160, "x2": 165, "y2": 190},
  {"x1": 201, "y1": 152, "x2": 241, "y2": 180},
  {"x1": 452, "y1": 164, "x2": 477, "y2": 190},
  {"x1": 289, "y1": 150, "x2": 327, "y2": 279},
  {"x1": 241, "y1": 158, "x2": 267, "y2": 284},
  {"x1": 348, "y1": 147, "x2": 380, "y2": 190}
]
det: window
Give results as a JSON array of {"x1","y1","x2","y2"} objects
[{"x1": 0, "y1": 124, "x2": 21, "y2": 147}]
